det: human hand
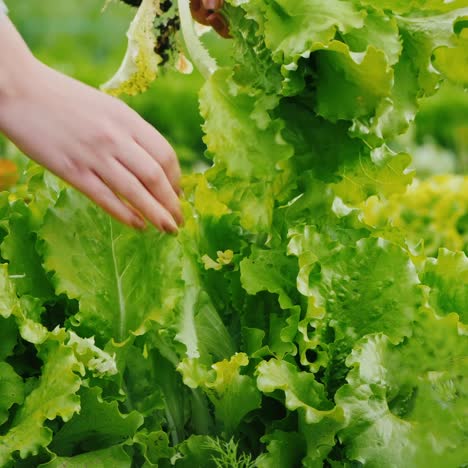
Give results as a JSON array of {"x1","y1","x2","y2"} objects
[
  {"x1": 190, "y1": 0, "x2": 230, "y2": 38},
  {"x1": 0, "y1": 59, "x2": 183, "y2": 233}
]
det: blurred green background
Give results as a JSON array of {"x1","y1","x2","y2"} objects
[{"x1": 1, "y1": 0, "x2": 467, "y2": 182}]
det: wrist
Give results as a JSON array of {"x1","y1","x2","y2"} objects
[{"x1": 0, "y1": 15, "x2": 39, "y2": 103}]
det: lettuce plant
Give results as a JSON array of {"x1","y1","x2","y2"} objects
[{"x1": 0, "y1": 0, "x2": 467, "y2": 466}]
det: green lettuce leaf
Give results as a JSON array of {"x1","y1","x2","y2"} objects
[
  {"x1": 179, "y1": 353, "x2": 261, "y2": 435},
  {"x1": 200, "y1": 70, "x2": 293, "y2": 179},
  {"x1": 0, "y1": 362, "x2": 24, "y2": 427},
  {"x1": 0, "y1": 316, "x2": 17, "y2": 361},
  {"x1": 49, "y1": 386, "x2": 143, "y2": 456},
  {"x1": 257, "y1": 359, "x2": 344, "y2": 464},
  {"x1": 256, "y1": 431, "x2": 305, "y2": 468},
  {"x1": 336, "y1": 310, "x2": 468, "y2": 467},
  {"x1": 1, "y1": 199, "x2": 53, "y2": 299},
  {"x1": 0, "y1": 264, "x2": 48, "y2": 344},
  {"x1": 422, "y1": 248, "x2": 467, "y2": 323},
  {"x1": 359, "y1": 0, "x2": 468, "y2": 14},
  {"x1": 39, "y1": 445, "x2": 132, "y2": 468},
  {"x1": 433, "y1": 24, "x2": 468, "y2": 86},
  {"x1": 101, "y1": 0, "x2": 162, "y2": 96},
  {"x1": 254, "y1": 0, "x2": 364, "y2": 65},
  {"x1": 360, "y1": 175, "x2": 468, "y2": 257},
  {"x1": 132, "y1": 429, "x2": 175, "y2": 466},
  {"x1": 39, "y1": 189, "x2": 179, "y2": 344},
  {"x1": 0, "y1": 331, "x2": 82, "y2": 465}
]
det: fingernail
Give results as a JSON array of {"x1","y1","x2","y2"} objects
[
  {"x1": 164, "y1": 218, "x2": 179, "y2": 234},
  {"x1": 174, "y1": 204, "x2": 184, "y2": 224},
  {"x1": 175, "y1": 213, "x2": 184, "y2": 226},
  {"x1": 133, "y1": 217, "x2": 146, "y2": 230},
  {"x1": 208, "y1": 13, "x2": 228, "y2": 35}
]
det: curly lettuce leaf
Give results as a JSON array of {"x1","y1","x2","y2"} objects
[
  {"x1": 39, "y1": 445, "x2": 132, "y2": 468},
  {"x1": 179, "y1": 353, "x2": 261, "y2": 435},
  {"x1": 39, "y1": 189, "x2": 180, "y2": 344},
  {"x1": 200, "y1": 70, "x2": 293, "y2": 179},
  {"x1": 0, "y1": 199, "x2": 53, "y2": 299},
  {"x1": 336, "y1": 310, "x2": 468, "y2": 467},
  {"x1": 0, "y1": 316, "x2": 17, "y2": 360},
  {"x1": 433, "y1": 24, "x2": 468, "y2": 86},
  {"x1": 360, "y1": 175, "x2": 468, "y2": 257},
  {"x1": 254, "y1": 0, "x2": 365, "y2": 65},
  {"x1": 0, "y1": 333, "x2": 82, "y2": 465},
  {"x1": 0, "y1": 264, "x2": 48, "y2": 344},
  {"x1": 257, "y1": 359, "x2": 344, "y2": 464},
  {"x1": 256, "y1": 431, "x2": 305, "y2": 468},
  {"x1": 102, "y1": 0, "x2": 161, "y2": 96},
  {"x1": 49, "y1": 387, "x2": 143, "y2": 456},
  {"x1": 422, "y1": 248, "x2": 467, "y2": 323},
  {"x1": 0, "y1": 362, "x2": 24, "y2": 427}
]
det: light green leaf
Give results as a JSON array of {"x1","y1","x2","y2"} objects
[
  {"x1": 200, "y1": 70, "x2": 293, "y2": 179},
  {"x1": 256, "y1": 0, "x2": 364, "y2": 65},
  {"x1": 359, "y1": 0, "x2": 467, "y2": 14},
  {"x1": 343, "y1": 7, "x2": 401, "y2": 66},
  {"x1": 1, "y1": 200, "x2": 53, "y2": 299},
  {"x1": 40, "y1": 445, "x2": 131, "y2": 468},
  {"x1": 50, "y1": 386, "x2": 143, "y2": 456},
  {"x1": 422, "y1": 249, "x2": 467, "y2": 323},
  {"x1": 0, "y1": 264, "x2": 48, "y2": 344},
  {"x1": 336, "y1": 310, "x2": 468, "y2": 467},
  {"x1": 0, "y1": 362, "x2": 24, "y2": 426},
  {"x1": 359, "y1": 175, "x2": 468, "y2": 257},
  {"x1": 332, "y1": 147, "x2": 413, "y2": 205},
  {"x1": 180, "y1": 353, "x2": 261, "y2": 435},
  {"x1": 0, "y1": 332, "x2": 82, "y2": 465},
  {"x1": 39, "y1": 189, "x2": 179, "y2": 344},
  {"x1": 291, "y1": 235, "x2": 422, "y2": 383},
  {"x1": 240, "y1": 247, "x2": 298, "y2": 310},
  {"x1": 133, "y1": 429, "x2": 175, "y2": 466},
  {"x1": 67, "y1": 332, "x2": 118, "y2": 376},
  {"x1": 208, "y1": 353, "x2": 261, "y2": 434},
  {"x1": 101, "y1": 0, "x2": 161, "y2": 96},
  {"x1": 257, "y1": 359, "x2": 344, "y2": 464},
  {"x1": 257, "y1": 359, "x2": 336, "y2": 424},
  {"x1": 397, "y1": 9, "x2": 468, "y2": 94},
  {"x1": 315, "y1": 43, "x2": 393, "y2": 123},
  {"x1": 298, "y1": 236, "x2": 421, "y2": 342},
  {"x1": 256, "y1": 431, "x2": 305, "y2": 468},
  {"x1": 433, "y1": 24, "x2": 468, "y2": 86}
]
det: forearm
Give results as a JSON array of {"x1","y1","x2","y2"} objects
[{"x1": 0, "y1": 14, "x2": 37, "y2": 102}]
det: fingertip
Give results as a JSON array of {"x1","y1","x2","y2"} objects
[
  {"x1": 175, "y1": 210, "x2": 184, "y2": 226},
  {"x1": 207, "y1": 12, "x2": 231, "y2": 38},
  {"x1": 171, "y1": 198, "x2": 184, "y2": 223},
  {"x1": 164, "y1": 217, "x2": 179, "y2": 234},
  {"x1": 132, "y1": 215, "x2": 147, "y2": 230}
]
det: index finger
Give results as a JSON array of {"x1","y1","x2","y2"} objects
[{"x1": 128, "y1": 114, "x2": 182, "y2": 195}]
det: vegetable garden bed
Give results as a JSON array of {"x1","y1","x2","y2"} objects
[{"x1": 0, "y1": 0, "x2": 467, "y2": 466}]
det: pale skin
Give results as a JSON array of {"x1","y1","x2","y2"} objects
[{"x1": 0, "y1": 0, "x2": 226, "y2": 233}]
